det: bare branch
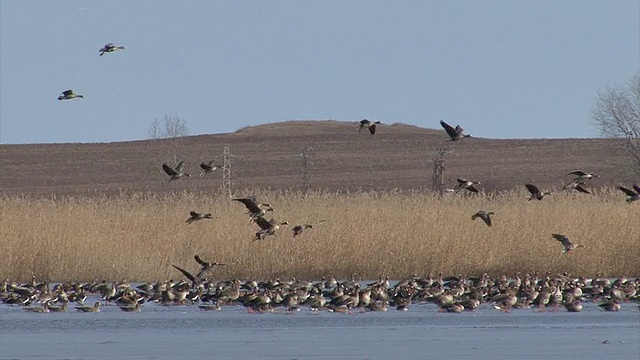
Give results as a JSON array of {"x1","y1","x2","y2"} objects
[
  {"x1": 591, "y1": 73, "x2": 640, "y2": 175},
  {"x1": 148, "y1": 113, "x2": 189, "y2": 165}
]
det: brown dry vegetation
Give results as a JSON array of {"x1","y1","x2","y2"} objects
[
  {"x1": 0, "y1": 121, "x2": 638, "y2": 281},
  {"x1": 1, "y1": 188, "x2": 638, "y2": 282}
]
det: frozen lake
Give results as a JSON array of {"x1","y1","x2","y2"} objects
[{"x1": 1, "y1": 300, "x2": 638, "y2": 360}]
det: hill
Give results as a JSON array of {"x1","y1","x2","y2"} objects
[{"x1": 0, "y1": 120, "x2": 635, "y2": 197}]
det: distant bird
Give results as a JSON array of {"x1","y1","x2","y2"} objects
[
  {"x1": 440, "y1": 120, "x2": 470, "y2": 141},
  {"x1": 471, "y1": 210, "x2": 494, "y2": 227},
  {"x1": 525, "y1": 184, "x2": 551, "y2": 201},
  {"x1": 551, "y1": 234, "x2": 584, "y2": 254},
  {"x1": 162, "y1": 161, "x2": 191, "y2": 181},
  {"x1": 199, "y1": 160, "x2": 221, "y2": 178},
  {"x1": 185, "y1": 211, "x2": 213, "y2": 224},
  {"x1": 99, "y1": 42, "x2": 125, "y2": 56},
  {"x1": 564, "y1": 300, "x2": 583, "y2": 312},
  {"x1": 57, "y1": 89, "x2": 84, "y2": 101},
  {"x1": 357, "y1": 119, "x2": 382, "y2": 135},
  {"x1": 454, "y1": 178, "x2": 480, "y2": 193},
  {"x1": 597, "y1": 300, "x2": 621, "y2": 312},
  {"x1": 233, "y1": 197, "x2": 274, "y2": 220},
  {"x1": 617, "y1": 184, "x2": 640, "y2": 203},
  {"x1": 254, "y1": 216, "x2": 289, "y2": 241},
  {"x1": 194, "y1": 255, "x2": 225, "y2": 279},
  {"x1": 567, "y1": 170, "x2": 599, "y2": 181},
  {"x1": 292, "y1": 220, "x2": 326, "y2": 238},
  {"x1": 562, "y1": 181, "x2": 591, "y2": 194},
  {"x1": 76, "y1": 301, "x2": 101, "y2": 313}
]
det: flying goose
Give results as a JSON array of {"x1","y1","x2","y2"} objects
[
  {"x1": 57, "y1": 89, "x2": 84, "y2": 101},
  {"x1": 525, "y1": 184, "x2": 551, "y2": 201},
  {"x1": 99, "y1": 42, "x2": 125, "y2": 56},
  {"x1": 562, "y1": 181, "x2": 591, "y2": 194},
  {"x1": 357, "y1": 119, "x2": 381, "y2": 135},
  {"x1": 291, "y1": 220, "x2": 326, "y2": 238},
  {"x1": 440, "y1": 120, "x2": 471, "y2": 141},
  {"x1": 185, "y1": 211, "x2": 213, "y2": 224},
  {"x1": 617, "y1": 184, "x2": 640, "y2": 203},
  {"x1": 454, "y1": 178, "x2": 480, "y2": 193},
  {"x1": 162, "y1": 161, "x2": 191, "y2": 181},
  {"x1": 194, "y1": 255, "x2": 225, "y2": 279},
  {"x1": 471, "y1": 210, "x2": 494, "y2": 227},
  {"x1": 551, "y1": 234, "x2": 584, "y2": 254},
  {"x1": 253, "y1": 216, "x2": 289, "y2": 241},
  {"x1": 567, "y1": 170, "x2": 599, "y2": 181},
  {"x1": 199, "y1": 160, "x2": 221, "y2": 178},
  {"x1": 233, "y1": 197, "x2": 274, "y2": 220}
]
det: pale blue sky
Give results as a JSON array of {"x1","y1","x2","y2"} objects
[{"x1": 1, "y1": 1, "x2": 638, "y2": 144}]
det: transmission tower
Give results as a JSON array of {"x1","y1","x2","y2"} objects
[
  {"x1": 432, "y1": 148, "x2": 450, "y2": 196},
  {"x1": 222, "y1": 146, "x2": 234, "y2": 198},
  {"x1": 301, "y1": 145, "x2": 314, "y2": 192}
]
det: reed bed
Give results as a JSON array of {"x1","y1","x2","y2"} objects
[{"x1": 1, "y1": 188, "x2": 638, "y2": 282}]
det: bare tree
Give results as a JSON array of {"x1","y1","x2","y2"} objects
[
  {"x1": 591, "y1": 73, "x2": 640, "y2": 174},
  {"x1": 148, "y1": 113, "x2": 189, "y2": 164}
]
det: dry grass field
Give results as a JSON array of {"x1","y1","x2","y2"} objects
[
  {"x1": 0, "y1": 121, "x2": 638, "y2": 281},
  {"x1": 1, "y1": 188, "x2": 638, "y2": 282}
]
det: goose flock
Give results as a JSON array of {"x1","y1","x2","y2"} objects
[
  {"x1": 4, "y1": 272, "x2": 638, "y2": 314},
  {"x1": 38, "y1": 42, "x2": 640, "y2": 317}
]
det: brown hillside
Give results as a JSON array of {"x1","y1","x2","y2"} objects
[{"x1": 0, "y1": 120, "x2": 635, "y2": 197}]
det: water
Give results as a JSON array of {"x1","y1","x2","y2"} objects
[{"x1": 1, "y1": 300, "x2": 638, "y2": 360}]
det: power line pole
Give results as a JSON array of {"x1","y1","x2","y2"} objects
[
  {"x1": 301, "y1": 145, "x2": 314, "y2": 192},
  {"x1": 222, "y1": 146, "x2": 233, "y2": 198},
  {"x1": 432, "y1": 148, "x2": 450, "y2": 196}
]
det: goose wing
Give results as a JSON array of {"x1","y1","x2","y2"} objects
[
  {"x1": 162, "y1": 163, "x2": 178, "y2": 176},
  {"x1": 482, "y1": 213, "x2": 492, "y2": 226},
  {"x1": 62, "y1": 89, "x2": 74, "y2": 96},
  {"x1": 633, "y1": 184, "x2": 640, "y2": 194},
  {"x1": 171, "y1": 264, "x2": 196, "y2": 283},
  {"x1": 439, "y1": 120, "x2": 458, "y2": 138},
  {"x1": 360, "y1": 119, "x2": 371, "y2": 125},
  {"x1": 567, "y1": 170, "x2": 587, "y2": 176},
  {"x1": 233, "y1": 197, "x2": 261, "y2": 213},
  {"x1": 466, "y1": 185, "x2": 479, "y2": 193},
  {"x1": 454, "y1": 125, "x2": 464, "y2": 135},
  {"x1": 574, "y1": 184, "x2": 591, "y2": 194},
  {"x1": 525, "y1": 184, "x2": 540, "y2": 195},
  {"x1": 551, "y1": 234, "x2": 571, "y2": 248},
  {"x1": 174, "y1": 161, "x2": 186, "y2": 173},
  {"x1": 368, "y1": 124, "x2": 376, "y2": 134},
  {"x1": 254, "y1": 216, "x2": 272, "y2": 230},
  {"x1": 617, "y1": 186, "x2": 637, "y2": 197},
  {"x1": 194, "y1": 255, "x2": 210, "y2": 267},
  {"x1": 200, "y1": 162, "x2": 212, "y2": 171},
  {"x1": 189, "y1": 211, "x2": 200, "y2": 218}
]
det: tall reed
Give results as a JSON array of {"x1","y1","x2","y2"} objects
[{"x1": 1, "y1": 188, "x2": 637, "y2": 282}]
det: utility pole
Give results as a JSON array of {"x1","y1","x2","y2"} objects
[
  {"x1": 301, "y1": 145, "x2": 314, "y2": 192},
  {"x1": 222, "y1": 146, "x2": 233, "y2": 198},
  {"x1": 432, "y1": 148, "x2": 450, "y2": 196}
]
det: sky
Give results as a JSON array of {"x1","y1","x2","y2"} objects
[{"x1": 0, "y1": 1, "x2": 638, "y2": 144}]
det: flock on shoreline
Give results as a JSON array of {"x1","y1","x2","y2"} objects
[{"x1": 4, "y1": 272, "x2": 638, "y2": 314}]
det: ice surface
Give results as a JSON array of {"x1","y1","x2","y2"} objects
[{"x1": 1, "y1": 300, "x2": 638, "y2": 359}]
